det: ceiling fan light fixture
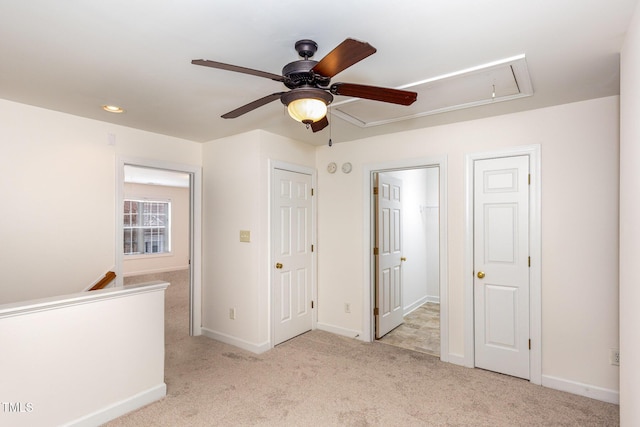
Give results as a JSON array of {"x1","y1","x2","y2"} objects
[
  {"x1": 287, "y1": 98, "x2": 327, "y2": 124},
  {"x1": 192, "y1": 38, "x2": 416, "y2": 130},
  {"x1": 281, "y1": 88, "x2": 333, "y2": 124}
]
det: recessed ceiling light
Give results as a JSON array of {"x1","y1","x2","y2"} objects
[{"x1": 102, "y1": 105, "x2": 124, "y2": 113}]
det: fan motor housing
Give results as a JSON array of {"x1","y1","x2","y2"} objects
[{"x1": 282, "y1": 60, "x2": 331, "y2": 89}]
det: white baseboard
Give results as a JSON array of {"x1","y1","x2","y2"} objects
[
  {"x1": 541, "y1": 375, "x2": 619, "y2": 404},
  {"x1": 404, "y1": 296, "x2": 429, "y2": 315},
  {"x1": 201, "y1": 327, "x2": 270, "y2": 354},
  {"x1": 316, "y1": 322, "x2": 362, "y2": 340},
  {"x1": 123, "y1": 265, "x2": 190, "y2": 277},
  {"x1": 68, "y1": 383, "x2": 166, "y2": 426},
  {"x1": 426, "y1": 295, "x2": 440, "y2": 304},
  {"x1": 404, "y1": 296, "x2": 440, "y2": 316}
]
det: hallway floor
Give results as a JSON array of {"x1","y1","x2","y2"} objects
[{"x1": 377, "y1": 302, "x2": 440, "y2": 357}]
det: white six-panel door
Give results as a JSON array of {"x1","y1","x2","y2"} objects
[
  {"x1": 474, "y1": 155, "x2": 530, "y2": 379},
  {"x1": 375, "y1": 173, "x2": 404, "y2": 338},
  {"x1": 273, "y1": 168, "x2": 313, "y2": 345}
]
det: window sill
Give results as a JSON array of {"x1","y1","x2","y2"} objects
[{"x1": 124, "y1": 252, "x2": 173, "y2": 260}]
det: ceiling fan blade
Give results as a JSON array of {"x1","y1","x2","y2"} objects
[
  {"x1": 311, "y1": 38, "x2": 377, "y2": 78},
  {"x1": 310, "y1": 116, "x2": 329, "y2": 133},
  {"x1": 191, "y1": 59, "x2": 284, "y2": 82},
  {"x1": 330, "y1": 83, "x2": 417, "y2": 106},
  {"x1": 221, "y1": 92, "x2": 285, "y2": 119}
]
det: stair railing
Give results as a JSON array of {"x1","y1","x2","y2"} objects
[{"x1": 89, "y1": 271, "x2": 116, "y2": 291}]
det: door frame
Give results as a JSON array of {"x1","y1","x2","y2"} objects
[
  {"x1": 116, "y1": 156, "x2": 203, "y2": 336},
  {"x1": 363, "y1": 155, "x2": 449, "y2": 362},
  {"x1": 463, "y1": 145, "x2": 541, "y2": 384},
  {"x1": 269, "y1": 160, "x2": 318, "y2": 347}
]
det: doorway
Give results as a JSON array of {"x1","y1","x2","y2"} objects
[
  {"x1": 363, "y1": 156, "x2": 448, "y2": 361},
  {"x1": 116, "y1": 157, "x2": 203, "y2": 336},
  {"x1": 375, "y1": 167, "x2": 441, "y2": 356}
]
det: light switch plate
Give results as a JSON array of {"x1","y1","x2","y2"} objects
[{"x1": 239, "y1": 230, "x2": 251, "y2": 243}]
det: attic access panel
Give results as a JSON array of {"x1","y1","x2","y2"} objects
[{"x1": 332, "y1": 55, "x2": 533, "y2": 127}]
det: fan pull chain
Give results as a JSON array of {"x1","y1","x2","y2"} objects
[{"x1": 328, "y1": 107, "x2": 333, "y2": 147}]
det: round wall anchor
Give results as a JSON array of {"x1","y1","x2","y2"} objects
[
  {"x1": 341, "y1": 162, "x2": 352, "y2": 174},
  {"x1": 327, "y1": 162, "x2": 337, "y2": 174}
]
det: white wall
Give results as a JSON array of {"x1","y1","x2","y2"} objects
[
  {"x1": 0, "y1": 99, "x2": 201, "y2": 304},
  {"x1": 123, "y1": 183, "x2": 190, "y2": 276},
  {"x1": 620, "y1": 3, "x2": 640, "y2": 423},
  {"x1": 201, "y1": 130, "x2": 315, "y2": 351},
  {"x1": 387, "y1": 168, "x2": 440, "y2": 312},
  {"x1": 424, "y1": 168, "x2": 440, "y2": 301},
  {"x1": 0, "y1": 283, "x2": 167, "y2": 426},
  {"x1": 0, "y1": 85, "x2": 624, "y2": 409},
  {"x1": 395, "y1": 169, "x2": 428, "y2": 311},
  {"x1": 316, "y1": 96, "x2": 620, "y2": 395}
]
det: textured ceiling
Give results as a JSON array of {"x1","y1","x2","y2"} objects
[{"x1": 0, "y1": 0, "x2": 636, "y2": 146}]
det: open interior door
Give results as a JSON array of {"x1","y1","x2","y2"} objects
[{"x1": 375, "y1": 172, "x2": 404, "y2": 338}]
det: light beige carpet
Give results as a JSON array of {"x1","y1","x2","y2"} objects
[{"x1": 110, "y1": 272, "x2": 619, "y2": 426}]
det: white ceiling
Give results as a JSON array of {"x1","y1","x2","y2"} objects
[{"x1": 0, "y1": 1, "x2": 636, "y2": 146}]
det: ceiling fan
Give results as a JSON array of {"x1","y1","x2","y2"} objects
[{"x1": 192, "y1": 38, "x2": 418, "y2": 132}]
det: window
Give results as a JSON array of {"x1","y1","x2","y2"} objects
[{"x1": 124, "y1": 199, "x2": 171, "y2": 255}]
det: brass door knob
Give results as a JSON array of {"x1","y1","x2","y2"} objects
[
  {"x1": 477, "y1": 271, "x2": 485, "y2": 279},
  {"x1": 401, "y1": 257, "x2": 407, "y2": 262},
  {"x1": 275, "y1": 263, "x2": 283, "y2": 269}
]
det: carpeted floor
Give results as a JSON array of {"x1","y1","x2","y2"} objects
[{"x1": 109, "y1": 271, "x2": 619, "y2": 426}]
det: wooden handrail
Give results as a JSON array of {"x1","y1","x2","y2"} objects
[{"x1": 89, "y1": 271, "x2": 116, "y2": 291}]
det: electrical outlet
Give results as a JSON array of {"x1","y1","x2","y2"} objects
[
  {"x1": 229, "y1": 308, "x2": 236, "y2": 320},
  {"x1": 610, "y1": 349, "x2": 620, "y2": 366},
  {"x1": 344, "y1": 303, "x2": 351, "y2": 314}
]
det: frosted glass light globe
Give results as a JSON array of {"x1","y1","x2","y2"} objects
[{"x1": 287, "y1": 98, "x2": 327, "y2": 124}]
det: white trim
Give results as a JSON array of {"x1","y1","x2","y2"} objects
[
  {"x1": 404, "y1": 296, "x2": 429, "y2": 315},
  {"x1": 124, "y1": 251, "x2": 174, "y2": 261},
  {"x1": 331, "y1": 55, "x2": 532, "y2": 128},
  {"x1": 541, "y1": 375, "x2": 619, "y2": 405},
  {"x1": 316, "y1": 322, "x2": 362, "y2": 339},
  {"x1": 201, "y1": 327, "x2": 271, "y2": 354},
  {"x1": 463, "y1": 145, "x2": 542, "y2": 383},
  {"x1": 447, "y1": 353, "x2": 468, "y2": 367},
  {"x1": 65, "y1": 384, "x2": 166, "y2": 427},
  {"x1": 122, "y1": 265, "x2": 190, "y2": 277},
  {"x1": 362, "y1": 155, "x2": 449, "y2": 363},
  {"x1": 0, "y1": 282, "x2": 169, "y2": 318},
  {"x1": 116, "y1": 156, "x2": 203, "y2": 336},
  {"x1": 269, "y1": 160, "x2": 318, "y2": 348}
]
